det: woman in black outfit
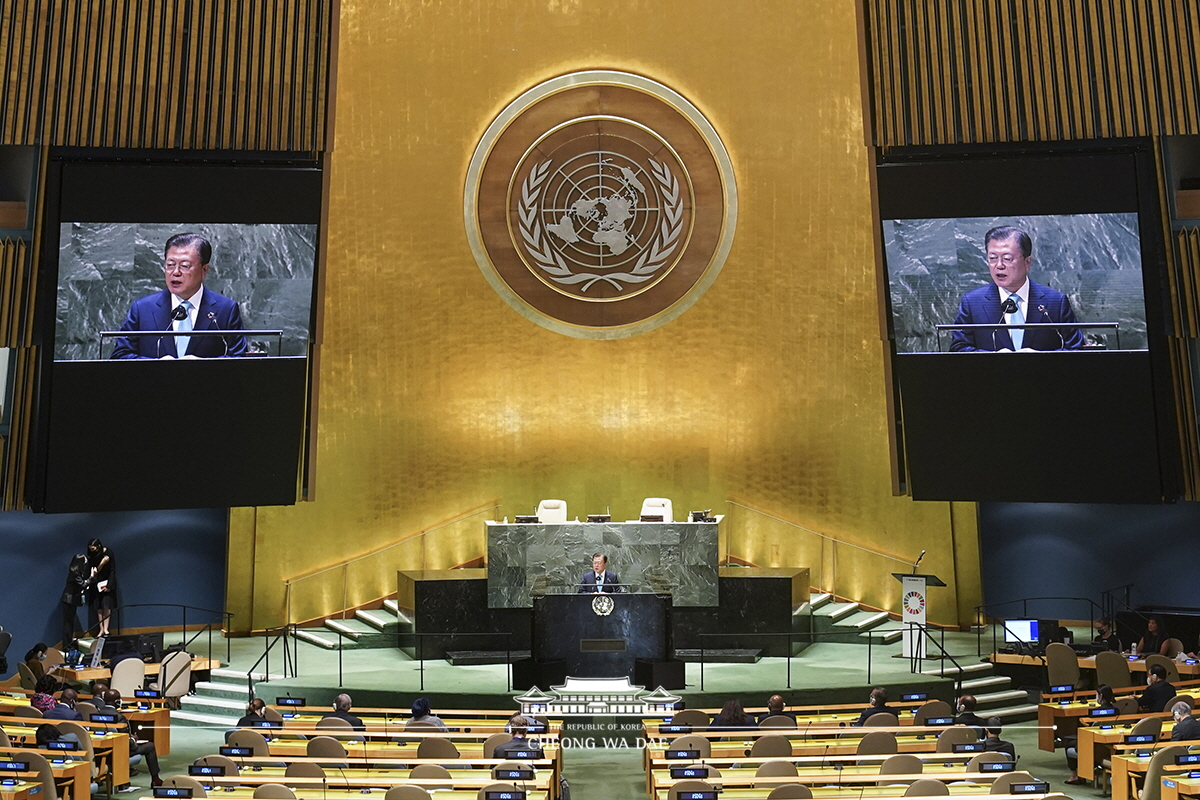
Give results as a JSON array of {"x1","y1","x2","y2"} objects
[
  {"x1": 61, "y1": 553, "x2": 89, "y2": 648},
  {"x1": 711, "y1": 699, "x2": 754, "y2": 731},
  {"x1": 86, "y1": 539, "x2": 116, "y2": 637},
  {"x1": 1135, "y1": 616, "x2": 1169, "y2": 657}
]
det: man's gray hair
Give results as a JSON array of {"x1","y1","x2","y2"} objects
[{"x1": 1173, "y1": 701, "x2": 1192, "y2": 717}]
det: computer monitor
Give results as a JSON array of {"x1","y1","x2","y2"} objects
[{"x1": 1003, "y1": 619, "x2": 1038, "y2": 644}]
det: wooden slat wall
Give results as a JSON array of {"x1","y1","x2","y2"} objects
[
  {"x1": 0, "y1": 240, "x2": 32, "y2": 348},
  {"x1": 0, "y1": 0, "x2": 331, "y2": 150},
  {"x1": 0, "y1": 239, "x2": 36, "y2": 510},
  {"x1": 865, "y1": 0, "x2": 1200, "y2": 145}
]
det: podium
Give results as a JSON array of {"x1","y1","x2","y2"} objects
[
  {"x1": 530, "y1": 592, "x2": 673, "y2": 680},
  {"x1": 891, "y1": 572, "x2": 946, "y2": 659}
]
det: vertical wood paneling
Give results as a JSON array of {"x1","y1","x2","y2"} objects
[{"x1": 0, "y1": 0, "x2": 332, "y2": 150}]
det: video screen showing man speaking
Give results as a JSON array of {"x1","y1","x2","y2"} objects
[{"x1": 54, "y1": 222, "x2": 317, "y2": 361}]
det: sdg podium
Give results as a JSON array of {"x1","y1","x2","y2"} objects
[
  {"x1": 892, "y1": 571, "x2": 946, "y2": 659},
  {"x1": 528, "y1": 592, "x2": 675, "y2": 683}
]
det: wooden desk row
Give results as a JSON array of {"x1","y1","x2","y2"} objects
[
  {"x1": 1, "y1": 690, "x2": 173, "y2": 755},
  {"x1": 0, "y1": 745, "x2": 93, "y2": 800},
  {"x1": 1034, "y1": 677, "x2": 1200, "y2": 751},
  {"x1": 993, "y1": 652, "x2": 1200, "y2": 677}
]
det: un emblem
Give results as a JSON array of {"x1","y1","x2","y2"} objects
[
  {"x1": 591, "y1": 594, "x2": 615, "y2": 616},
  {"x1": 465, "y1": 71, "x2": 737, "y2": 338}
]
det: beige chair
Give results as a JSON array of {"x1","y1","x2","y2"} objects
[
  {"x1": 967, "y1": 751, "x2": 1012, "y2": 771},
  {"x1": 1115, "y1": 697, "x2": 1140, "y2": 715},
  {"x1": 865, "y1": 712, "x2": 900, "y2": 727},
  {"x1": 904, "y1": 779, "x2": 950, "y2": 796},
  {"x1": 760, "y1": 715, "x2": 798, "y2": 730},
  {"x1": 76, "y1": 701, "x2": 98, "y2": 719},
  {"x1": 476, "y1": 784, "x2": 518, "y2": 800},
  {"x1": 263, "y1": 705, "x2": 284, "y2": 723},
  {"x1": 416, "y1": 738, "x2": 459, "y2": 759},
  {"x1": 1096, "y1": 650, "x2": 1134, "y2": 691},
  {"x1": 1046, "y1": 642, "x2": 1083, "y2": 690},
  {"x1": 23, "y1": 752, "x2": 59, "y2": 800},
  {"x1": 667, "y1": 780, "x2": 714, "y2": 800},
  {"x1": 483, "y1": 733, "x2": 512, "y2": 758},
  {"x1": 110, "y1": 658, "x2": 146, "y2": 697},
  {"x1": 1099, "y1": 716, "x2": 1163, "y2": 789},
  {"x1": 408, "y1": 765, "x2": 453, "y2": 789},
  {"x1": 750, "y1": 734, "x2": 792, "y2": 758},
  {"x1": 1166, "y1": 639, "x2": 1185, "y2": 658},
  {"x1": 1167, "y1": 695, "x2": 1195, "y2": 711},
  {"x1": 405, "y1": 721, "x2": 439, "y2": 731},
  {"x1": 196, "y1": 755, "x2": 239, "y2": 774},
  {"x1": 535, "y1": 499, "x2": 567, "y2": 523},
  {"x1": 315, "y1": 716, "x2": 354, "y2": 731},
  {"x1": 12, "y1": 705, "x2": 42, "y2": 718},
  {"x1": 640, "y1": 498, "x2": 674, "y2": 521},
  {"x1": 253, "y1": 784, "x2": 297, "y2": 799},
  {"x1": 384, "y1": 788, "x2": 431, "y2": 800},
  {"x1": 0, "y1": 730, "x2": 9, "y2": 747},
  {"x1": 156, "y1": 650, "x2": 192, "y2": 706},
  {"x1": 43, "y1": 647, "x2": 66, "y2": 668},
  {"x1": 1146, "y1": 654, "x2": 1181, "y2": 684},
  {"x1": 988, "y1": 772, "x2": 1036, "y2": 794},
  {"x1": 227, "y1": 729, "x2": 272, "y2": 757},
  {"x1": 768, "y1": 786, "x2": 813, "y2": 800},
  {"x1": 493, "y1": 760, "x2": 538, "y2": 780},
  {"x1": 306, "y1": 736, "x2": 347, "y2": 759},
  {"x1": 56, "y1": 721, "x2": 104, "y2": 792},
  {"x1": 285, "y1": 762, "x2": 326, "y2": 778},
  {"x1": 913, "y1": 700, "x2": 954, "y2": 727},
  {"x1": 16, "y1": 662, "x2": 36, "y2": 690},
  {"x1": 879, "y1": 754, "x2": 923, "y2": 785},
  {"x1": 1130, "y1": 745, "x2": 1186, "y2": 800},
  {"x1": 669, "y1": 733, "x2": 712, "y2": 759},
  {"x1": 165, "y1": 776, "x2": 208, "y2": 797},
  {"x1": 856, "y1": 730, "x2": 898, "y2": 756},
  {"x1": 935, "y1": 726, "x2": 979, "y2": 753},
  {"x1": 755, "y1": 760, "x2": 798, "y2": 788},
  {"x1": 668, "y1": 709, "x2": 709, "y2": 729}
]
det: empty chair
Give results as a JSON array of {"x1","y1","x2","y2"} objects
[
  {"x1": 56, "y1": 721, "x2": 100, "y2": 785},
  {"x1": 285, "y1": 762, "x2": 326, "y2": 778},
  {"x1": 667, "y1": 780, "x2": 714, "y2": 800},
  {"x1": 1130, "y1": 745, "x2": 1186, "y2": 800},
  {"x1": 110, "y1": 658, "x2": 146, "y2": 697},
  {"x1": 536, "y1": 499, "x2": 567, "y2": 523},
  {"x1": 1096, "y1": 650, "x2": 1133, "y2": 691},
  {"x1": 750, "y1": 734, "x2": 793, "y2": 758},
  {"x1": 935, "y1": 726, "x2": 979, "y2": 753},
  {"x1": 668, "y1": 709, "x2": 709, "y2": 729},
  {"x1": 22, "y1": 752, "x2": 59, "y2": 800},
  {"x1": 670, "y1": 733, "x2": 712, "y2": 759},
  {"x1": 306, "y1": 736, "x2": 347, "y2": 760},
  {"x1": 16, "y1": 662, "x2": 37, "y2": 690},
  {"x1": 493, "y1": 760, "x2": 539, "y2": 779},
  {"x1": 1166, "y1": 639, "x2": 1185, "y2": 658},
  {"x1": 12, "y1": 705, "x2": 42, "y2": 718},
  {"x1": 856, "y1": 730, "x2": 898, "y2": 756},
  {"x1": 408, "y1": 765, "x2": 453, "y2": 789},
  {"x1": 165, "y1": 776, "x2": 208, "y2": 797},
  {"x1": 262, "y1": 706, "x2": 284, "y2": 723},
  {"x1": 967, "y1": 752, "x2": 1012, "y2": 771},
  {"x1": 477, "y1": 785, "x2": 518, "y2": 800},
  {"x1": 483, "y1": 733, "x2": 512, "y2": 758},
  {"x1": 227, "y1": 729, "x2": 271, "y2": 757},
  {"x1": 1115, "y1": 697, "x2": 1140, "y2": 716},
  {"x1": 0, "y1": 730, "x2": 9, "y2": 747},
  {"x1": 1046, "y1": 642, "x2": 1083, "y2": 690},
  {"x1": 384, "y1": 788, "x2": 431, "y2": 800},
  {"x1": 760, "y1": 715, "x2": 798, "y2": 730},
  {"x1": 768, "y1": 786, "x2": 813, "y2": 800},
  {"x1": 989, "y1": 772, "x2": 1036, "y2": 794},
  {"x1": 864, "y1": 712, "x2": 900, "y2": 727},
  {"x1": 905, "y1": 779, "x2": 950, "y2": 796},
  {"x1": 156, "y1": 650, "x2": 193, "y2": 706},
  {"x1": 1146, "y1": 654, "x2": 1180, "y2": 684},
  {"x1": 1167, "y1": 694, "x2": 1194, "y2": 710},
  {"x1": 879, "y1": 754, "x2": 924, "y2": 785},
  {"x1": 1129, "y1": 716, "x2": 1164, "y2": 739},
  {"x1": 913, "y1": 700, "x2": 954, "y2": 727},
  {"x1": 76, "y1": 701, "x2": 98, "y2": 719},
  {"x1": 196, "y1": 755, "x2": 239, "y2": 774},
  {"x1": 254, "y1": 784, "x2": 297, "y2": 800},
  {"x1": 640, "y1": 497, "x2": 674, "y2": 522},
  {"x1": 416, "y1": 738, "x2": 460, "y2": 760},
  {"x1": 755, "y1": 761, "x2": 798, "y2": 788}
]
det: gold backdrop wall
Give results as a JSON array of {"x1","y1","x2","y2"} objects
[{"x1": 225, "y1": 0, "x2": 981, "y2": 633}]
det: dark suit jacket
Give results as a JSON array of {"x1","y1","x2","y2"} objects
[
  {"x1": 43, "y1": 703, "x2": 83, "y2": 721},
  {"x1": 1173, "y1": 714, "x2": 1200, "y2": 741},
  {"x1": 577, "y1": 569, "x2": 621, "y2": 593},
  {"x1": 1140, "y1": 680, "x2": 1175, "y2": 713},
  {"x1": 111, "y1": 289, "x2": 248, "y2": 359},
  {"x1": 984, "y1": 736, "x2": 1016, "y2": 758},
  {"x1": 949, "y1": 281, "x2": 1085, "y2": 351},
  {"x1": 852, "y1": 705, "x2": 896, "y2": 727},
  {"x1": 323, "y1": 710, "x2": 366, "y2": 731},
  {"x1": 493, "y1": 737, "x2": 543, "y2": 759}
]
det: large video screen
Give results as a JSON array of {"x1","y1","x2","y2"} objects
[{"x1": 885, "y1": 213, "x2": 1145, "y2": 353}]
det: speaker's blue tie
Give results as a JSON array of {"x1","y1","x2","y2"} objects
[
  {"x1": 1008, "y1": 295, "x2": 1024, "y2": 350},
  {"x1": 176, "y1": 301, "x2": 193, "y2": 357}
]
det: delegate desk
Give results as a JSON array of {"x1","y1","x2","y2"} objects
[
  {"x1": 1076, "y1": 719, "x2": 1182, "y2": 777},
  {"x1": 992, "y1": 652, "x2": 1200, "y2": 682},
  {"x1": 166, "y1": 787, "x2": 546, "y2": 800},
  {"x1": 1163, "y1": 774, "x2": 1200, "y2": 800},
  {"x1": 654, "y1": 791, "x2": 1048, "y2": 800},
  {"x1": 0, "y1": 746, "x2": 94, "y2": 800},
  {"x1": 272, "y1": 708, "x2": 557, "y2": 735},
  {"x1": 0, "y1": 719, "x2": 130, "y2": 789},
  {"x1": 0, "y1": 697, "x2": 171, "y2": 757},
  {"x1": 52, "y1": 656, "x2": 220, "y2": 685},
  {"x1": 1109, "y1": 747, "x2": 1200, "y2": 800}
]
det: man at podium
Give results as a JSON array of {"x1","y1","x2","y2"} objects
[{"x1": 577, "y1": 552, "x2": 621, "y2": 593}]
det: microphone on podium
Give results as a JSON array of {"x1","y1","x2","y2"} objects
[
  {"x1": 991, "y1": 297, "x2": 1018, "y2": 351},
  {"x1": 911, "y1": 549, "x2": 926, "y2": 574}
]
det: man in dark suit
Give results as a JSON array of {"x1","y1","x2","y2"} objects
[
  {"x1": 111, "y1": 232, "x2": 248, "y2": 359},
  {"x1": 96, "y1": 689, "x2": 164, "y2": 787},
  {"x1": 577, "y1": 552, "x2": 620, "y2": 593},
  {"x1": 949, "y1": 226, "x2": 1086, "y2": 352},
  {"x1": 758, "y1": 694, "x2": 798, "y2": 726},
  {"x1": 954, "y1": 695, "x2": 988, "y2": 729},
  {"x1": 983, "y1": 717, "x2": 1016, "y2": 758},
  {"x1": 43, "y1": 687, "x2": 83, "y2": 721},
  {"x1": 1171, "y1": 701, "x2": 1200, "y2": 741},
  {"x1": 851, "y1": 687, "x2": 894, "y2": 727},
  {"x1": 1139, "y1": 664, "x2": 1175, "y2": 712},
  {"x1": 492, "y1": 716, "x2": 543, "y2": 759},
  {"x1": 323, "y1": 693, "x2": 366, "y2": 731}
]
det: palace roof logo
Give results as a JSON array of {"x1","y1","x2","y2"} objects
[{"x1": 465, "y1": 71, "x2": 737, "y2": 339}]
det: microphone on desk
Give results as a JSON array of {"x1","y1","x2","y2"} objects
[
  {"x1": 991, "y1": 297, "x2": 1018, "y2": 350},
  {"x1": 912, "y1": 550, "x2": 926, "y2": 575},
  {"x1": 158, "y1": 304, "x2": 190, "y2": 357},
  {"x1": 321, "y1": 776, "x2": 327, "y2": 800}
]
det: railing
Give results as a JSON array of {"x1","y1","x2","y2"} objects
[
  {"x1": 103, "y1": 602, "x2": 233, "y2": 663},
  {"x1": 724, "y1": 500, "x2": 914, "y2": 603},
  {"x1": 906, "y1": 622, "x2": 964, "y2": 696},
  {"x1": 282, "y1": 501, "x2": 501, "y2": 627},
  {"x1": 1101, "y1": 584, "x2": 1137, "y2": 621},
  {"x1": 245, "y1": 624, "x2": 298, "y2": 701},
  {"x1": 973, "y1": 596, "x2": 1104, "y2": 657},
  {"x1": 397, "y1": 632, "x2": 515, "y2": 693}
]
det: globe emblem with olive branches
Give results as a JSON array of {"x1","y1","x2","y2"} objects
[{"x1": 517, "y1": 151, "x2": 684, "y2": 297}]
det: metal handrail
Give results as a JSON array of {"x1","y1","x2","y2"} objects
[
  {"x1": 283, "y1": 501, "x2": 501, "y2": 626},
  {"x1": 108, "y1": 602, "x2": 233, "y2": 663},
  {"x1": 973, "y1": 596, "x2": 1103, "y2": 657},
  {"x1": 398, "y1": 631, "x2": 514, "y2": 693},
  {"x1": 245, "y1": 624, "x2": 296, "y2": 701},
  {"x1": 906, "y1": 621, "x2": 964, "y2": 696}
]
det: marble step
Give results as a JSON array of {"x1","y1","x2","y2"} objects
[
  {"x1": 173, "y1": 709, "x2": 238, "y2": 728},
  {"x1": 180, "y1": 694, "x2": 245, "y2": 715},
  {"x1": 987, "y1": 704, "x2": 1039, "y2": 723},
  {"x1": 355, "y1": 608, "x2": 400, "y2": 633},
  {"x1": 921, "y1": 661, "x2": 994, "y2": 678},
  {"x1": 815, "y1": 602, "x2": 859, "y2": 621},
  {"x1": 973, "y1": 689, "x2": 1029, "y2": 709},
  {"x1": 193, "y1": 680, "x2": 254, "y2": 702},
  {"x1": 292, "y1": 628, "x2": 341, "y2": 650},
  {"x1": 808, "y1": 592, "x2": 834, "y2": 610},
  {"x1": 834, "y1": 610, "x2": 890, "y2": 630},
  {"x1": 960, "y1": 675, "x2": 1012, "y2": 692},
  {"x1": 211, "y1": 667, "x2": 285, "y2": 684}
]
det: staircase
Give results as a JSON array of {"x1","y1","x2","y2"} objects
[
  {"x1": 175, "y1": 667, "x2": 283, "y2": 728},
  {"x1": 921, "y1": 660, "x2": 1039, "y2": 723},
  {"x1": 290, "y1": 599, "x2": 409, "y2": 651},
  {"x1": 806, "y1": 592, "x2": 907, "y2": 645}
]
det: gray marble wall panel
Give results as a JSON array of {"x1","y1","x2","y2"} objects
[
  {"x1": 487, "y1": 520, "x2": 719, "y2": 608},
  {"x1": 55, "y1": 222, "x2": 317, "y2": 360},
  {"x1": 884, "y1": 214, "x2": 1145, "y2": 353}
]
